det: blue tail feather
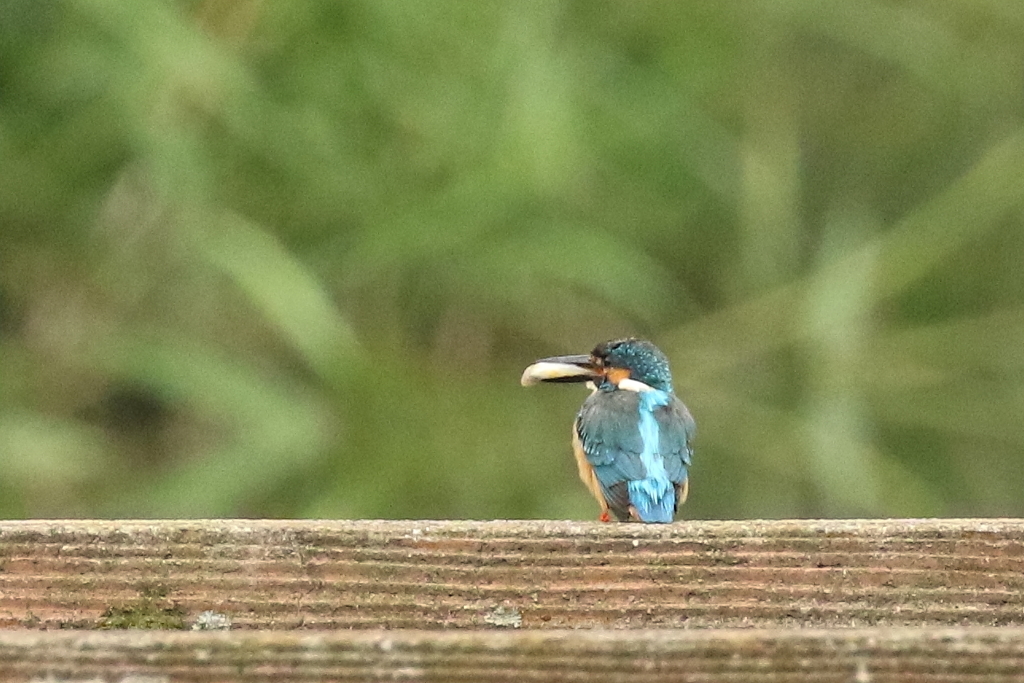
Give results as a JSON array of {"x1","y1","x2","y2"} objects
[{"x1": 627, "y1": 477, "x2": 675, "y2": 523}]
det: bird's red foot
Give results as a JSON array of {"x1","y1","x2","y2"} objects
[{"x1": 599, "y1": 510, "x2": 612, "y2": 523}]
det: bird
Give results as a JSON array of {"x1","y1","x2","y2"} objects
[{"x1": 521, "y1": 338, "x2": 694, "y2": 523}]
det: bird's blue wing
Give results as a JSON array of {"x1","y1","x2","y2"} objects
[
  {"x1": 655, "y1": 397, "x2": 694, "y2": 485},
  {"x1": 576, "y1": 391, "x2": 645, "y2": 518}
]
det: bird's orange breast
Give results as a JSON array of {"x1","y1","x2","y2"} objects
[{"x1": 572, "y1": 425, "x2": 608, "y2": 514}]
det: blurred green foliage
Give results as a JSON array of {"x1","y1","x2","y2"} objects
[{"x1": 2, "y1": 0, "x2": 1024, "y2": 520}]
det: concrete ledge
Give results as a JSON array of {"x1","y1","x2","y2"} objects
[
  {"x1": 1, "y1": 518, "x2": 1022, "y2": 630},
  {"x1": 1, "y1": 627, "x2": 1024, "y2": 682}
]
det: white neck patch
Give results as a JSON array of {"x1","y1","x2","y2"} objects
[{"x1": 618, "y1": 378, "x2": 656, "y2": 393}]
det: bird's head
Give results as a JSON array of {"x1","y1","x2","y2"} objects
[{"x1": 520, "y1": 338, "x2": 674, "y2": 394}]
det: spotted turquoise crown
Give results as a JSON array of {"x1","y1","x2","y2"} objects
[{"x1": 593, "y1": 338, "x2": 674, "y2": 393}]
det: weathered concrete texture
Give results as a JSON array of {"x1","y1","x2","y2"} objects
[
  {"x1": 0, "y1": 518, "x2": 1022, "y2": 630},
  {"x1": 1, "y1": 627, "x2": 1024, "y2": 682}
]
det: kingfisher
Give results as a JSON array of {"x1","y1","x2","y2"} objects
[{"x1": 521, "y1": 338, "x2": 694, "y2": 523}]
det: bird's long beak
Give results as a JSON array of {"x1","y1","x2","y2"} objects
[{"x1": 520, "y1": 354, "x2": 598, "y2": 386}]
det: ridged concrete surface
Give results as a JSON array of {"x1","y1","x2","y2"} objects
[
  {"x1": 1, "y1": 628, "x2": 1024, "y2": 682},
  {"x1": 0, "y1": 518, "x2": 1022, "y2": 630}
]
